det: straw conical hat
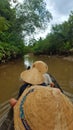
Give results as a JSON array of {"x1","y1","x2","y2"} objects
[
  {"x1": 20, "y1": 68, "x2": 44, "y2": 85},
  {"x1": 32, "y1": 61, "x2": 48, "y2": 73},
  {"x1": 14, "y1": 86, "x2": 73, "y2": 130}
]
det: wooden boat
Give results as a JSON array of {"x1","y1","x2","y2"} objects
[
  {"x1": 0, "y1": 74, "x2": 73, "y2": 130},
  {"x1": 0, "y1": 108, "x2": 14, "y2": 130}
]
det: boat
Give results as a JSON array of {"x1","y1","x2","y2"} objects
[
  {"x1": 0, "y1": 74, "x2": 73, "y2": 130},
  {"x1": 0, "y1": 108, "x2": 14, "y2": 130}
]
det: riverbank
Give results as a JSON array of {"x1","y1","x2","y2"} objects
[
  {"x1": 0, "y1": 53, "x2": 73, "y2": 66},
  {"x1": 34, "y1": 54, "x2": 73, "y2": 62},
  {"x1": 63, "y1": 56, "x2": 73, "y2": 62},
  {"x1": 0, "y1": 54, "x2": 73, "y2": 125}
]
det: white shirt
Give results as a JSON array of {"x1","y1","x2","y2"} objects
[{"x1": 43, "y1": 73, "x2": 52, "y2": 85}]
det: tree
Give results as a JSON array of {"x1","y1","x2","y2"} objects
[
  {"x1": 0, "y1": 0, "x2": 12, "y2": 20},
  {"x1": 0, "y1": 17, "x2": 10, "y2": 32},
  {"x1": 0, "y1": 0, "x2": 25, "y2": 62},
  {"x1": 68, "y1": 11, "x2": 73, "y2": 47},
  {"x1": 15, "y1": 0, "x2": 52, "y2": 36}
]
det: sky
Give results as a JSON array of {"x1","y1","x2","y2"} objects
[
  {"x1": 12, "y1": 0, "x2": 73, "y2": 40},
  {"x1": 46, "y1": 0, "x2": 73, "y2": 24},
  {"x1": 39, "y1": 0, "x2": 73, "y2": 38}
]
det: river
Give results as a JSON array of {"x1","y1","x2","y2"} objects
[{"x1": 0, "y1": 54, "x2": 73, "y2": 123}]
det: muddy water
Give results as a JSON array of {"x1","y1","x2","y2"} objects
[{"x1": 0, "y1": 54, "x2": 73, "y2": 122}]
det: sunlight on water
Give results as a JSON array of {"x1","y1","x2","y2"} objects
[{"x1": 24, "y1": 54, "x2": 33, "y2": 68}]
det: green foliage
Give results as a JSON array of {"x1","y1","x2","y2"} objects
[
  {"x1": 0, "y1": 0, "x2": 52, "y2": 62},
  {"x1": 32, "y1": 11, "x2": 73, "y2": 55},
  {"x1": 0, "y1": 42, "x2": 24, "y2": 61},
  {"x1": 24, "y1": 46, "x2": 33, "y2": 54},
  {"x1": 0, "y1": 0, "x2": 13, "y2": 20},
  {"x1": 0, "y1": 45, "x2": 5, "y2": 60},
  {"x1": 0, "y1": 17, "x2": 10, "y2": 31},
  {"x1": 33, "y1": 38, "x2": 50, "y2": 54},
  {"x1": 0, "y1": 0, "x2": 24, "y2": 62},
  {"x1": 16, "y1": 0, "x2": 52, "y2": 35}
]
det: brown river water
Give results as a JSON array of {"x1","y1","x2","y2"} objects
[{"x1": 0, "y1": 54, "x2": 73, "y2": 123}]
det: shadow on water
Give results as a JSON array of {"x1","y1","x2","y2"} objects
[{"x1": 0, "y1": 54, "x2": 73, "y2": 125}]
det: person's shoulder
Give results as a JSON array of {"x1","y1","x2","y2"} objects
[
  {"x1": 44, "y1": 73, "x2": 50, "y2": 77},
  {"x1": 20, "y1": 83, "x2": 29, "y2": 88}
]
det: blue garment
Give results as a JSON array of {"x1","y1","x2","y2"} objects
[
  {"x1": 18, "y1": 83, "x2": 31, "y2": 98},
  {"x1": 18, "y1": 82, "x2": 47, "y2": 98}
]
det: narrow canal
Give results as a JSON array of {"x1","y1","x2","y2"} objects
[{"x1": 0, "y1": 54, "x2": 73, "y2": 123}]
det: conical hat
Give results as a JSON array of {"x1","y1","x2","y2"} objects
[
  {"x1": 14, "y1": 86, "x2": 73, "y2": 130},
  {"x1": 32, "y1": 61, "x2": 48, "y2": 73},
  {"x1": 20, "y1": 68, "x2": 44, "y2": 85}
]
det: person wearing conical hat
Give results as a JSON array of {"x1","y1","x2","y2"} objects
[
  {"x1": 32, "y1": 61, "x2": 55, "y2": 86},
  {"x1": 32, "y1": 60, "x2": 48, "y2": 73},
  {"x1": 9, "y1": 67, "x2": 46, "y2": 107},
  {"x1": 18, "y1": 67, "x2": 46, "y2": 98},
  {"x1": 14, "y1": 85, "x2": 73, "y2": 130},
  {"x1": 32, "y1": 60, "x2": 63, "y2": 93}
]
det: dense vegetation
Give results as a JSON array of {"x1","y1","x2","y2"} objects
[
  {"x1": 32, "y1": 11, "x2": 73, "y2": 56},
  {"x1": 0, "y1": 0, "x2": 24, "y2": 62},
  {"x1": 0, "y1": 0, "x2": 51, "y2": 63},
  {"x1": 1, "y1": 0, "x2": 73, "y2": 62}
]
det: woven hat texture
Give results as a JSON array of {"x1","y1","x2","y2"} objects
[
  {"x1": 32, "y1": 61, "x2": 48, "y2": 73},
  {"x1": 20, "y1": 68, "x2": 44, "y2": 85},
  {"x1": 14, "y1": 86, "x2": 73, "y2": 130}
]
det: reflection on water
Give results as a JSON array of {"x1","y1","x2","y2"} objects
[
  {"x1": 24, "y1": 54, "x2": 33, "y2": 68},
  {"x1": 0, "y1": 54, "x2": 72, "y2": 100},
  {"x1": 0, "y1": 55, "x2": 73, "y2": 123},
  {"x1": 24, "y1": 55, "x2": 73, "y2": 94}
]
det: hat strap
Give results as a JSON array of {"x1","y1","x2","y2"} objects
[{"x1": 20, "y1": 88, "x2": 34, "y2": 130}]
